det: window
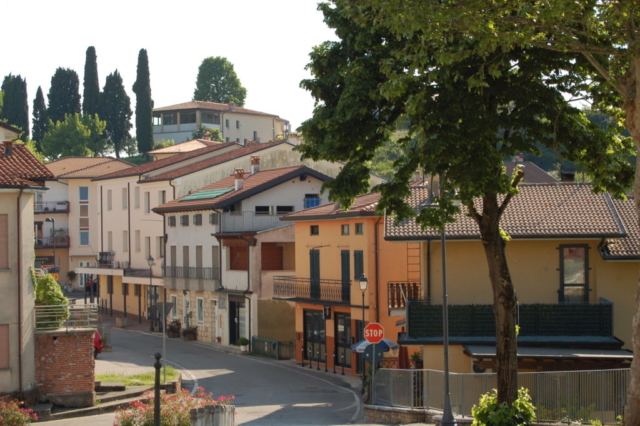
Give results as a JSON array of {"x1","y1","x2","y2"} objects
[
  {"x1": 153, "y1": 113, "x2": 162, "y2": 126},
  {"x1": 170, "y1": 295, "x2": 178, "y2": 318},
  {"x1": 197, "y1": 298, "x2": 204, "y2": 325},
  {"x1": 158, "y1": 190, "x2": 166, "y2": 205},
  {"x1": 79, "y1": 186, "x2": 89, "y2": 201},
  {"x1": 354, "y1": 250, "x2": 364, "y2": 280},
  {"x1": 225, "y1": 119, "x2": 229, "y2": 128},
  {"x1": 212, "y1": 245, "x2": 220, "y2": 279},
  {"x1": 303, "y1": 310, "x2": 325, "y2": 363},
  {"x1": 181, "y1": 215, "x2": 189, "y2": 226},
  {"x1": 304, "y1": 194, "x2": 321, "y2": 208},
  {"x1": 225, "y1": 137, "x2": 229, "y2": 142},
  {"x1": 122, "y1": 188, "x2": 128, "y2": 209},
  {"x1": 183, "y1": 296, "x2": 190, "y2": 324},
  {"x1": 180, "y1": 111, "x2": 196, "y2": 124},
  {"x1": 80, "y1": 231, "x2": 89, "y2": 246},
  {"x1": 107, "y1": 190, "x2": 112, "y2": 210},
  {"x1": 276, "y1": 206, "x2": 294, "y2": 215},
  {"x1": 236, "y1": 120, "x2": 240, "y2": 129},
  {"x1": 168, "y1": 216, "x2": 176, "y2": 227},
  {"x1": 122, "y1": 283, "x2": 129, "y2": 296},
  {"x1": 255, "y1": 206, "x2": 270, "y2": 215},
  {"x1": 559, "y1": 245, "x2": 589, "y2": 303},
  {"x1": 0, "y1": 324, "x2": 9, "y2": 368},
  {"x1": 201, "y1": 112, "x2": 220, "y2": 125},
  {"x1": 236, "y1": 138, "x2": 240, "y2": 143},
  {"x1": 145, "y1": 237, "x2": 151, "y2": 259},
  {"x1": 0, "y1": 215, "x2": 7, "y2": 269},
  {"x1": 135, "y1": 230, "x2": 141, "y2": 252},
  {"x1": 310, "y1": 225, "x2": 319, "y2": 236},
  {"x1": 134, "y1": 187, "x2": 140, "y2": 208},
  {"x1": 335, "y1": 313, "x2": 352, "y2": 368},
  {"x1": 156, "y1": 236, "x2": 164, "y2": 258},
  {"x1": 107, "y1": 231, "x2": 113, "y2": 252},
  {"x1": 253, "y1": 131, "x2": 258, "y2": 141},
  {"x1": 356, "y1": 223, "x2": 364, "y2": 235},
  {"x1": 79, "y1": 186, "x2": 89, "y2": 246},
  {"x1": 123, "y1": 231, "x2": 128, "y2": 252},
  {"x1": 209, "y1": 213, "x2": 219, "y2": 225},
  {"x1": 163, "y1": 112, "x2": 177, "y2": 125},
  {"x1": 194, "y1": 214, "x2": 202, "y2": 226},
  {"x1": 341, "y1": 224, "x2": 350, "y2": 235},
  {"x1": 144, "y1": 192, "x2": 150, "y2": 213}
]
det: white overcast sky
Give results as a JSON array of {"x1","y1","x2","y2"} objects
[{"x1": 2, "y1": 0, "x2": 337, "y2": 132}]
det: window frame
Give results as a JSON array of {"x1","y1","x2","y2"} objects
[
  {"x1": 341, "y1": 224, "x2": 350, "y2": 235},
  {"x1": 168, "y1": 216, "x2": 176, "y2": 227},
  {"x1": 356, "y1": 223, "x2": 364, "y2": 235},
  {"x1": 310, "y1": 225, "x2": 319, "y2": 236},
  {"x1": 558, "y1": 244, "x2": 590, "y2": 303},
  {"x1": 194, "y1": 214, "x2": 202, "y2": 226},
  {"x1": 197, "y1": 297, "x2": 204, "y2": 325},
  {"x1": 180, "y1": 215, "x2": 189, "y2": 226}
]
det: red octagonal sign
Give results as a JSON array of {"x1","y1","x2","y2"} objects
[{"x1": 364, "y1": 323, "x2": 384, "y2": 344}]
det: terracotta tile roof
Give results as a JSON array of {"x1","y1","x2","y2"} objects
[
  {"x1": 142, "y1": 140, "x2": 287, "y2": 183},
  {"x1": 601, "y1": 198, "x2": 639, "y2": 259},
  {"x1": 504, "y1": 161, "x2": 558, "y2": 184},
  {"x1": 153, "y1": 101, "x2": 283, "y2": 119},
  {"x1": 282, "y1": 192, "x2": 382, "y2": 221},
  {"x1": 46, "y1": 157, "x2": 134, "y2": 179},
  {"x1": 148, "y1": 139, "x2": 218, "y2": 154},
  {"x1": 93, "y1": 142, "x2": 239, "y2": 181},
  {"x1": 153, "y1": 165, "x2": 332, "y2": 213},
  {"x1": 386, "y1": 183, "x2": 626, "y2": 240},
  {"x1": 0, "y1": 143, "x2": 54, "y2": 187}
]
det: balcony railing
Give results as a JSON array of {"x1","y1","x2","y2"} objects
[
  {"x1": 221, "y1": 211, "x2": 290, "y2": 233},
  {"x1": 35, "y1": 303, "x2": 98, "y2": 332},
  {"x1": 388, "y1": 281, "x2": 421, "y2": 309},
  {"x1": 164, "y1": 266, "x2": 220, "y2": 280},
  {"x1": 97, "y1": 251, "x2": 114, "y2": 267},
  {"x1": 35, "y1": 235, "x2": 70, "y2": 249},
  {"x1": 273, "y1": 276, "x2": 350, "y2": 304},
  {"x1": 406, "y1": 301, "x2": 613, "y2": 339},
  {"x1": 34, "y1": 201, "x2": 70, "y2": 213}
]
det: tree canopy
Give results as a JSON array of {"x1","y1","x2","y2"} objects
[
  {"x1": 0, "y1": 74, "x2": 29, "y2": 138},
  {"x1": 41, "y1": 113, "x2": 107, "y2": 159},
  {"x1": 193, "y1": 57, "x2": 247, "y2": 106},
  {"x1": 191, "y1": 125, "x2": 222, "y2": 142},
  {"x1": 47, "y1": 68, "x2": 81, "y2": 124},
  {"x1": 83, "y1": 46, "x2": 101, "y2": 116},
  {"x1": 32, "y1": 86, "x2": 48, "y2": 150},
  {"x1": 132, "y1": 49, "x2": 154, "y2": 154},
  {"x1": 298, "y1": 1, "x2": 634, "y2": 407},
  {"x1": 101, "y1": 70, "x2": 132, "y2": 158}
]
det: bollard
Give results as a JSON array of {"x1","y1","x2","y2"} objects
[
  {"x1": 325, "y1": 350, "x2": 328, "y2": 372},
  {"x1": 341, "y1": 354, "x2": 345, "y2": 375},
  {"x1": 154, "y1": 352, "x2": 161, "y2": 426},
  {"x1": 301, "y1": 346, "x2": 305, "y2": 367},
  {"x1": 317, "y1": 349, "x2": 320, "y2": 370},
  {"x1": 333, "y1": 353, "x2": 336, "y2": 374}
]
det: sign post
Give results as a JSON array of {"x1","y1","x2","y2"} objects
[{"x1": 364, "y1": 323, "x2": 384, "y2": 402}]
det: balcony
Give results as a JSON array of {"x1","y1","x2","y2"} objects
[
  {"x1": 34, "y1": 201, "x2": 70, "y2": 213},
  {"x1": 388, "y1": 281, "x2": 421, "y2": 309},
  {"x1": 406, "y1": 301, "x2": 614, "y2": 341},
  {"x1": 163, "y1": 266, "x2": 221, "y2": 292},
  {"x1": 273, "y1": 276, "x2": 350, "y2": 305},
  {"x1": 35, "y1": 235, "x2": 70, "y2": 249},
  {"x1": 221, "y1": 212, "x2": 290, "y2": 233}
]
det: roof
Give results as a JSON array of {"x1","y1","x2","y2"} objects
[
  {"x1": 93, "y1": 142, "x2": 239, "y2": 181},
  {"x1": 148, "y1": 139, "x2": 218, "y2": 154},
  {"x1": 0, "y1": 122, "x2": 22, "y2": 135},
  {"x1": 0, "y1": 143, "x2": 54, "y2": 188},
  {"x1": 153, "y1": 101, "x2": 284, "y2": 119},
  {"x1": 385, "y1": 183, "x2": 627, "y2": 241},
  {"x1": 153, "y1": 165, "x2": 332, "y2": 213},
  {"x1": 46, "y1": 157, "x2": 134, "y2": 179},
  {"x1": 504, "y1": 161, "x2": 558, "y2": 184},
  {"x1": 141, "y1": 140, "x2": 288, "y2": 183},
  {"x1": 464, "y1": 345, "x2": 633, "y2": 361},
  {"x1": 282, "y1": 192, "x2": 382, "y2": 221},
  {"x1": 600, "y1": 198, "x2": 640, "y2": 260}
]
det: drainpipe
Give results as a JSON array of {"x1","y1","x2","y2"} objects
[
  {"x1": 17, "y1": 188, "x2": 24, "y2": 392},
  {"x1": 374, "y1": 217, "x2": 382, "y2": 323},
  {"x1": 100, "y1": 185, "x2": 104, "y2": 252},
  {"x1": 426, "y1": 240, "x2": 431, "y2": 304},
  {"x1": 245, "y1": 237, "x2": 252, "y2": 339},
  {"x1": 127, "y1": 183, "x2": 132, "y2": 266}
]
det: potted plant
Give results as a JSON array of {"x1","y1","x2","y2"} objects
[
  {"x1": 216, "y1": 336, "x2": 222, "y2": 343},
  {"x1": 166, "y1": 319, "x2": 181, "y2": 338},
  {"x1": 182, "y1": 325, "x2": 198, "y2": 341},
  {"x1": 237, "y1": 337, "x2": 250, "y2": 353}
]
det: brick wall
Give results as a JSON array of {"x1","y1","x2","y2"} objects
[{"x1": 35, "y1": 331, "x2": 95, "y2": 396}]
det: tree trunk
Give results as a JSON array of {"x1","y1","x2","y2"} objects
[{"x1": 476, "y1": 194, "x2": 518, "y2": 406}]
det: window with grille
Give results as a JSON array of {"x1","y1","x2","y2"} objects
[
  {"x1": 181, "y1": 215, "x2": 189, "y2": 226},
  {"x1": 168, "y1": 216, "x2": 176, "y2": 227},
  {"x1": 194, "y1": 214, "x2": 202, "y2": 226},
  {"x1": 209, "y1": 213, "x2": 219, "y2": 225}
]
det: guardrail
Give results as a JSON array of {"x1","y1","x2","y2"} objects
[{"x1": 35, "y1": 303, "x2": 98, "y2": 332}]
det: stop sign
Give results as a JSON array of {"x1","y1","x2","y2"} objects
[{"x1": 364, "y1": 323, "x2": 384, "y2": 344}]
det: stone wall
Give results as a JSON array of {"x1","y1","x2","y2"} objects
[{"x1": 34, "y1": 330, "x2": 96, "y2": 407}]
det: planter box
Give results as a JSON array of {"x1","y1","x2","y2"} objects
[
  {"x1": 183, "y1": 333, "x2": 197, "y2": 341},
  {"x1": 166, "y1": 331, "x2": 180, "y2": 338}
]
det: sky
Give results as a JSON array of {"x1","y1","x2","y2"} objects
[{"x1": 2, "y1": 0, "x2": 338, "y2": 133}]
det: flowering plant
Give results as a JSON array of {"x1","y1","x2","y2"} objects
[
  {"x1": 0, "y1": 397, "x2": 38, "y2": 425},
  {"x1": 114, "y1": 387, "x2": 233, "y2": 426}
]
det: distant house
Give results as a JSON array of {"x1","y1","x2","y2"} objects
[
  {"x1": 0, "y1": 123, "x2": 54, "y2": 394},
  {"x1": 153, "y1": 101, "x2": 290, "y2": 144}
]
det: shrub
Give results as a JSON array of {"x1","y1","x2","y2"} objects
[
  {"x1": 472, "y1": 388, "x2": 536, "y2": 426},
  {"x1": 237, "y1": 337, "x2": 250, "y2": 346},
  {"x1": 35, "y1": 274, "x2": 69, "y2": 328},
  {"x1": 114, "y1": 387, "x2": 233, "y2": 426},
  {"x1": 0, "y1": 397, "x2": 38, "y2": 425}
]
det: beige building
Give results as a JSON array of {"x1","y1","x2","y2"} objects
[{"x1": 0, "y1": 123, "x2": 54, "y2": 394}]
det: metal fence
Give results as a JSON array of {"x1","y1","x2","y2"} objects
[
  {"x1": 35, "y1": 303, "x2": 98, "y2": 332},
  {"x1": 372, "y1": 368, "x2": 630, "y2": 425},
  {"x1": 251, "y1": 336, "x2": 295, "y2": 360}
]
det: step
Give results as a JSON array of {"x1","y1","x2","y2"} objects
[
  {"x1": 95, "y1": 381, "x2": 126, "y2": 392},
  {"x1": 28, "y1": 403, "x2": 53, "y2": 421}
]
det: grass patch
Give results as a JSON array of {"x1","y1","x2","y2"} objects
[{"x1": 96, "y1": 365, "x2": 179, "y2": 386}]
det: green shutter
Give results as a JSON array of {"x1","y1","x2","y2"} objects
[
  {"x1": 341, "y1": 250, "x2": 350, "y2": 284},
  {"x1": 354, "y1": 250, "x2": 363, "y2": 279}
]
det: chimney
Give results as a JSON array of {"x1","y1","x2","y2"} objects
[
  {"x1": 203, "y1": 131, "x2": 211, "y2": 141},
  {"x1": 3, "y1": 141, "x2": 13, "y2": 156},
  {"x1": 234, "y1": 168, "x2": 245, "y2": 190},
  {"x1": 228, "y1": 101, "x2": 236, "y2": 110},
  {"x1": 250, "y1": 156, "x2": 260, "y2": 174}
]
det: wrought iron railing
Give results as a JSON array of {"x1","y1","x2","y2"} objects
[
  {"x1": 406, "y1": 301, "x2": 613, "y2": 338},
  {"x1": 35, "y1": 303, "x2": 98, "y2": 332},
  {"x1": 35, "y1": 235, "x2": 70, "y2": 249},
  {"x1": 388, "y1": 282, "x2": 421, "y2": 309},
  {"x1": 163, "y1": 266, "x2": 220, "y2": 280},
  {"x1": 34, "y1": 201, "x2": 70, "y2": 213},
  {"x1": 97, "y1": 251, "x2": 114, "y2": 267},
  {"x1": 273, "y1": 276, "x2": 350, "y2": 304},
  {"x1": 221, "y1": 211, "x2": 291, "y2": 233}
]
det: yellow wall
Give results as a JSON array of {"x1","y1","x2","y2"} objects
[{"x1": 422, "y1": 345, "x2": 472, "y2": 373}]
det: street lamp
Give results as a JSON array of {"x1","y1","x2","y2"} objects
[
  {"x1": 359, "y1": 273, "x2": 368, "y2": 395},
  {"x1": 147, "y1": 256, "x2": 156, "y2": 332},
  {"x1": 45, "y1": 217, "x2": 56, "y2": 273}
]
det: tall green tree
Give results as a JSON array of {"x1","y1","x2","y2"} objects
[
  {"x1": 47, "y1": 68, "x2": 81, "y2": 124},
  {"x1": 83, "y1": 46, "x2": 101, "y2": 116},
  {"x1": 193, "y1": 57, "x2": 247, "y2": 106},
  {"x1": 132, "y1": 49, "x2": 154, "y2": 154},
  {"x1": 32, "y1": 86, "x2": 48, "y2": 150},
  {"x1": 101, "y1": 70, "x2": 132, "y2": 158},
  {"x1": 41, "y1": 113, "x2": 107, "y2": 160},
  {"x1": 0, "y1": 74, "x2": 29, "y2": 138},
  {"x1": 298, "y1": 2, "x2": 634, "y2": 409}
]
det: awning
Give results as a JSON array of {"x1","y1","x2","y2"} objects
[{"x1": 464, "y1": 345, "x2": 633, "y2": 361}]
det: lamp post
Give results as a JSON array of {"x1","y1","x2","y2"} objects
[
  {"x1": 147, "y1": 256, "x2": 156, "y2": 332},
  {"x1": 359, "y1": 273, "x2": 368, "y2": 395},
  {"x1": 45, "y1": 217, "x2": 56, "y2": 273}
]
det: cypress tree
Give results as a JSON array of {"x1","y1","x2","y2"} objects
[
  {"x1": 132, "y1": 49, "x2": 154, "y2": 154},
  {"x1": 47, "y1": 68, "x2": 81, "y2": 124},
  {"x1": 0, "y1": 74, "x2": 29, "y2": 138},
  {"x1": 32, "y1": 86, "x2": 48, "y2": 150},
  {"x1": 83, "y1": 46, "x2": 101, "y2": 116},
  {"x1": 101, "y1": 70, "x2": 132, "y2": 158}
]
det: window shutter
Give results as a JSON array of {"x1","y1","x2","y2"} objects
[
  {"x1": 341, "y1": 250, "x2": 350, "y2": 284},
  {"x1": 354, "y1": 250, "x2": 364, "y2": 280}
]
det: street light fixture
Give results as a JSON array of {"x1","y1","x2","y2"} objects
[
  {"x1": 45, "y1": 217, "x2": 56, "y2": 274},
  {"x1": 147, "y1": 256, "x2": 156, "y2": 332},
  {"x1": 359, "y1": 273, "x2": 368, "y2": 395}
]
